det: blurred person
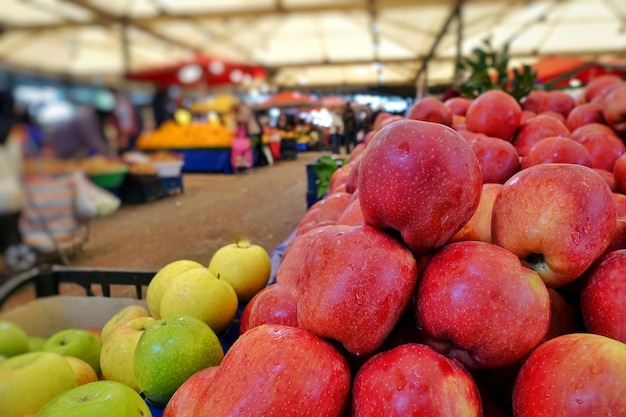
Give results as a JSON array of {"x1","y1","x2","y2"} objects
[
  {"x1": 236, "y1": 102, "x2": 269, "y2": 166},
  {"x1": 111, "y1": 89, "x2": 138, "y2": 151},
  {"x1": 151, "y1": 86, "x2": 172, "y2": 128},
  {"x1": 41, "y1": 103, "x2": 119, "y2": 160},
  {"x1": 329, "y1": 108, "x2": 344, "y2": 155},
  {"x1": 342, "y1": 102, "x2": 357, "y2": 154}
]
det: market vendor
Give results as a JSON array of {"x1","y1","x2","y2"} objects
[{"x1": 41, "y1": 104, "x2": 119, "y2": 160}]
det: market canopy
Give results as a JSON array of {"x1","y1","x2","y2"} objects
[{"x1": 0, "y1": 0, "x2": 625, "y2": 93}]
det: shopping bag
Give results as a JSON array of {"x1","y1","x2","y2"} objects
[{"x1": 74, "y1": 171, "x2": 121, "y2": 218}]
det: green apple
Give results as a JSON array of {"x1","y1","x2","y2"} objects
[
  {"x1": 208, "y1": 238, "x2": 272, "y2": 303},
  {"x1": 159, "y1": 267, "x2": 239, "y2": 334},
  {"x1": 65, "y1": 356, "x2": 99, "y2": 386},
  {"x1": 101, "y1": 304, "x2": 151, "y2": 341},
  {"x1": 100, "y1": 316, "x2": 156, "y2": 392},
  {"x1": 0, "y1": 351, "x2": 77, "y2": 417},
  {"x1": 43, "y1": 329, "x2": 102, "y2": 375},
  {"x1": 36, "y1": 380, "x2": 152, "y2": 417},
  {"x1": 146, "y1": 259, "x2": 205, "y2": 318},
  {"x1": 134, "y1": 315, "x2": 224, "y2": 407},
  {"x1": 28, "y1": 336, "x2": 48, "y2": 352},
  {"x1": 0, "y1": 319, "x2": 29, "y2": 358}
]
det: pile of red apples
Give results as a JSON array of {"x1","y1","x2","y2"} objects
[{"x1": 168, "y1": 76, "x2": 626, "y2": 417}]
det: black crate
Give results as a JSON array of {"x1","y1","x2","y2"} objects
[
  {"x1": 306, "y1": 164, "x2": 318, "y2": 194},
  {"x1": 120, "y1": 175, "x2": 164, "y2": 204},
  {"x1": 306, "y1": 191, "x2": 320, "y2": 209},
  {"x1": 280, "y1": 139, "x2": 298, "y2": 160}
]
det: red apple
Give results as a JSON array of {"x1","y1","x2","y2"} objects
[
  {"x1": 345, "y1": 157, "x2": 361, "y2": 193},
  {"x1": 513, "y1": 114, "x2": 571, "y2": 156},
  {"x1": 358, "y1": 119, "x2": 482, "y2": 256},
  {"x1": 296, "y1": 224, "x2": 418, "y2": 356},
  {"x1": 276, "y1": 224, "x2": 333, "y2": 287},
  {"x1": 565, "y1": 102, "x2": 606, "y2": 132},
  {"x1": 571, "y1": 123, "x2": 625, "y2": 171},
  {"x1": 520, "y1": 136, "x2": 592, "y2": 169},
  {"x1": 450, "y1": 183, "x2": 502, "y2": 244},
  {"x1": 444, "y1": 96, "x2": 473, "y2": 116},
  {"x1": 512, "y1": 333, "x2": 626, "y2": 417},
  {"x1": 538, "y1": 90, "x2": 575, "y2": 118},
  {"x1": 594, "y1": 168, "x2": 617, "y2": 191},
  {"x1": 520, "y1": 110, "x2": 537, "y2": 124},
  {"x1": 351, "y1": 344, "x2": 482, "y2": 417},
  {"x1": 580, "y1": 250, "x2": 626, "y2": 343},
  {"x1": 193, "y1": 324, "x2": 351, "y2": 417},
  {"x1": 469, "y1": 135, "x2": 520, "y2": 183},
  {"x1": 372, "y1": 112, "x2": 394, "y2": 131},
  {"x1": 466, "y1": 90, "x2": 522, "y2": 141},
  {"x1": 415, "y1": 240, "x2": 551, "y2": 370},
  {"x1": 584, "y1": 74, "x2": 624, "y2": 103},
  {"x1": 492, "y1": 163, "x2": 616, "y2": 288},
  {"x1": 316, "y1": 190, "x2": 352, "y2": 224},
  {"x1": 521, "y1": 90, "x2": 548, "y2": 114},
  {"x1": 335, "y1": 197, "x2": 364, "y2": 226},
  {"x1": 240, "y1": 283, "x2": 298, "y2": 334},
  {"x1": 328, "y1": 165, "x2": 352, "y2": 194},
  {"x1": 606, "y1": 192, "x2": 626, "y2": 253},
  {"x1": 163, "y1": 366, "x2": 219, "y2": 417},
  {"x1": 362, "y1": 130, "x2": 376, "y2": 146},
  {"x1": 603, "y1": 82, "x2": 626, "y2": 134},
  {"x1": 613, "y1": 152, "x2": 626, "y2": 193},
  {"x1": 543, "y1": 288, "x2": 580, "y2": 342},
  {"x1": 452, "y1": 114, "x2": 466, "y2": 130},
  {"x1": 539, "y1": 110, "x2": 566, "y2": 124},
  {"x1": 407, "y1": 97, "x2": 453, "y2": 126},
  {"x1": 456, "y1": 129, "x2": 486, "y2": 142}
]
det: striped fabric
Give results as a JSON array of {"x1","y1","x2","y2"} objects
[{"x1": 19, "y1": 174, "x2": 83, "y2": 253}]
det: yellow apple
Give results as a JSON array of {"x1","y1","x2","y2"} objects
[
  {"x1": 207, "y1": 238, "x2": 272, "y2": 303},
  {"x1": 160, "y1": 268, "x2": 238, "y2": 334},
  {"x1": 100, "y1": 316, "x2": 156, "y2": 392},
  {"x1": 0, "y1": 351, "x2": 77, "y2": 417},
  {"x1": 101, "y1": 304, "x2": 150, "y2": 341},
  {"x1": 65, "y1": 356, "x2": 98, "y2": 386},
  {"x1": 146, "y1": 259, "x2": 205, "y2": 318}
]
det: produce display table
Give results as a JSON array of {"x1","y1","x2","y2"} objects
[{"x1": 175, "y1": 148, "x2": 233, "y2": 174}]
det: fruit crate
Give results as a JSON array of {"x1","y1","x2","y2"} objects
[{"x1": 120, "y1": 175, "x2": 165, "y2": 204}]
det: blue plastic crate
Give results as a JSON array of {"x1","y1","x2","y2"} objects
[
  {"x1": 296, "y1": 142, "x2": 308, "y2": 152},
  {"x1": 306, "y1": 191, "x2": 319, "y2": 209},
  {"x1": 161, "y1": 175, "x2": 184, "y2": 195},
  {"x1": 306, "y1": 164, "x2": 318, "y2": 194}
]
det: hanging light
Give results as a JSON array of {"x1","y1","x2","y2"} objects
[{"x1": 177, "y1": 65, "x2": 202, "y2": 84}]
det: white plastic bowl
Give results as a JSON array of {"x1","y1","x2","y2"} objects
[{"x1": 153, "y1": 160, "x2": 184, "y2": 178}]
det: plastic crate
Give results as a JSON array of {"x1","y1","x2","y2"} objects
[
  {"x1": 280, "y1": 140, "x2": 298, "y2": 160},
  {"x1": 306, "y1": 164, "x2": 318, "y2": 194},
  {"x1": 306, "y1": 191, "x2": 320, "y2": 209},
  {"x1": 120, "y1": 175, "x2": 164, "y2": 204},
  {"x1": 161, "y1": 175, "x2": 184, "y2": 195},
  {"x1": 296, "y1": 142, "x2": 308, "y2": 152}
]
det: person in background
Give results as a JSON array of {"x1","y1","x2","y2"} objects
[
  {"x1": 236, "y1": 102, "x2": 268, "y2": 166},
  {"x1": 41, "y1": 104, "x2": 119, "y2": 160},
  {"x1": 342, "y1": 102, "x2": 357, "y2": 154},
  {"x1": 111, "y1": 89, "x2": 138, "y2": 152},
  {"x1": 151, "y1": 86, "x2": 171, "y2": 129},
  {"x1": 329, "y1": 108, "x2": 344, "y2": 155}
]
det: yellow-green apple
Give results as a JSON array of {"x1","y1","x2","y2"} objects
[
  {"x1": 571, "y1": 123, "x2": 625, "y2": 171},
  {"x1": 580, "y1": 250, "x2": 626, "y2": 343},
  {"x1": 512, "y1": 114, "x2": 571, "y2": 156},
  {"x1": 27, "y1": 336, "x2": 47, "y2": 352},
  {"x1": 163, "y1": 366, "x2": 219, "y2": 417},
  {"x1": 352, "y1": 343, "x2": 482, "y2": 416},
  {"x1": 146, "y1": 259, "x2": 205, "y2": 318},
  {"x1": 444, "y1": 96, "x2": 473, "y2": 116},
  {"x1": 208, "y1": 238, "x2": 272, "y2": 303},
  {"x1": 101, "y1": 304, "x2": 150, "y2": 341},
  {"x1": 36, "y1": 380, "x2": 152, "y2": 417},
  {"x1": 492, "y1": 163, "x2": 616, "y2": 288},
  {"x1": 407, "y1": 96, "x2": 453, "y2": 126},
  {"x1": 0, "y1": 351, "x2": 77, "y2": 417},
  {"x1": 240, "y1": 283, "x2": 298, "y2": 334},
  {"x1": 603, "y1": 82, "x2": 626, "y2": 134},
  {"x1": 65, "y1": 356, "x2": 99, "y2": 386},
  {"x1": 466, "y1": 90, "x2": 522, "y2": 141},
  {"x1": 450, "y1": 183, "x2": 502, "y2": 243},
  {"x1": 159, "y1": 267, "x2": 238, "y2": 334},
  {"x1": 468, "y1": 135, "x2": 520, "y2": 183},
  {"x1": 513, "y1": 333, "x2": 626, "y2": 416},
  {"x1": 565, "y1": 102, "x2": 606, "y2": 132},
  {"x1": 193, "y1": 324, "x2": 351, "y2": 417},
  {"x1": 415, "y1": 240, "x2": 551, "y2": 369},
  {"x1": 358, "y1": 119, "x2": 482, "y2": 256},
  {"x1": 133, "y1": 315, "x2": 223, "y2": 407},
  {"x1": 43, "y1": 328, "x2": 102, "y2": 375},
  {"x1": 100, "y1": 316, "x2": 156, "y2": 392},
  {"x1": 296, "y1": 224, "x2": 418, "y2": 356},
  {"x1": 521, "y1": 136, "x2": 593, "y2": 169},
  {"x1": 0, "y1": 319, "x2": 28, "y2": 358}
]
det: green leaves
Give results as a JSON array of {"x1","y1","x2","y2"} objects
[
  {"x1": 456, "y1": 39, "x2": 537, "y2": 102},
  {"x1": 312, "y1": 156, "x2": 344, "y2": 199}
]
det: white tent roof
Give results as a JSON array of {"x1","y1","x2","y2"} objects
[{"x1": 0, "y1": 0, "x2": 624, "y2": 92}]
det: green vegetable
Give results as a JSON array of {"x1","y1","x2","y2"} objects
[{"x1": 312, "y1": 156, "x2": 346, "y2": 199}]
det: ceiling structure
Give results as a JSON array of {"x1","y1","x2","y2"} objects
[{"x1": 0, "y1": 0, "x2": 624, "y2": 96}]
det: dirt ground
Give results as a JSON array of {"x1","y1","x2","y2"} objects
[{"x1": 1, "y1": 150, "x2": 326, "y2": 311}]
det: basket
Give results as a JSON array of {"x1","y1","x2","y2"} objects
[{"x1": 88, "y1": 166, "x2": 129, "y2": 189}]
